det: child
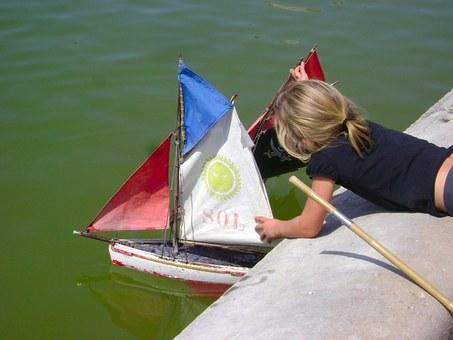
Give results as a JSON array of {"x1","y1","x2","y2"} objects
[{"x1": 255, "y1": 63, "x2": 453, "y2": 242}]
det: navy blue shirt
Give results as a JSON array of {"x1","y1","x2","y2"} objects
[{"x1": 306, "y1": 121, "x2": 453, "y2": 216}]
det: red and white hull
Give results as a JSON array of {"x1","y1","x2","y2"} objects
[{"x1": 109, "y1": 243, "x2": 249, "y2": 286}]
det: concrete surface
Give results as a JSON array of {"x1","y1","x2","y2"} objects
[{"x1": 177, "y1": 89, "x2": 453, "y2": 340}]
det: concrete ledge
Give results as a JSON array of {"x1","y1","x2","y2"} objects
[{"x1": 177, "y1": 89, "x2": 453, "y2": 340}]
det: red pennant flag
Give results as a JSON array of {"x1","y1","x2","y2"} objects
[{"x1": 304, "y1": 48, "x2": 325, "y2": 81}]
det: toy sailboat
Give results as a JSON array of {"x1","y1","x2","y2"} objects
[
  {"x1": 75, "y1": 47, "x2": 325, "y2": 289},
  {"x1": 75, "y1": 59, "x2": 273, "y2": 287},
  {"x1": 248, "y1": 46, "x2": 325, "y2": 178}
]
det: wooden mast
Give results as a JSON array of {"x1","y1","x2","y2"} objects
[
  {"x1": 251, "y1": 58, "x2": 301, "y2": 150},
  {"x1": 170, "y1": 56, "x2": 185, "y2": 255}
]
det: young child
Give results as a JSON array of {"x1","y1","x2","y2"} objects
[{"x1": 255, "y1": 63, "x2": 453, "y2": 242}]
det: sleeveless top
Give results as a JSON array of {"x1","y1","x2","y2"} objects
[{"x1": 306, "y1": 121, "x2": 453, "y2": 216}]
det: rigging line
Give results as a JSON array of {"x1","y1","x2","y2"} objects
[
  {"x1": 171, "y1": 124, "x2": 182, "y2": 135},
  {"x1": 181, "y1": 194, "x2": 194, "y2": 264},
  {"x1": 183, "y1": 236, "x2": 189, "y2": 264},
  {"x1": 73, "y1": 230, "x2": 113, "y2": 243},
  {"x1": 179, "y1": 155, "x2": 189, "y2": 264},
  {"x1": 161, "y1": 133, "x2": 175, "y2": 258},
  {"x1": 160, "y1": 215, "x2": 170, "y2": 258},
  {"x1": 171, "y1": 138, "x2": 180, "y2": 258},
  {"x1": 251, "y1": 57, "x2": 304, "y2": 152}
]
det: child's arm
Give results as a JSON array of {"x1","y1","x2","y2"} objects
[{"x1": 255, "y1": 177, "x2": 335, "y2": 242}]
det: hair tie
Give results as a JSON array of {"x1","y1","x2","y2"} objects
[
  {"x1": 341, "y1": 119, "x2": 348, "y2": 131},
  {"x1": 341, "y1": 111, "x2": 354, "y2": 131}
]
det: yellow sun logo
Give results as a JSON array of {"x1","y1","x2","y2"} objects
[{"x1": 202, "y1": 155, "x2": 241, "y2": 200}]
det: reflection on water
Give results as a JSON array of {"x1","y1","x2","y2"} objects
[{"x1": 79, "y1": 267, "x2": 219, "y2": 339}]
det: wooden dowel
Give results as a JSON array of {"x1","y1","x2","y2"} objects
[
  {"x1": 289, "y1": 175, "x2": 453, "y2": 313},
  {"x1": 73, "y1": 230, "x2": 112, "y2": 243}
]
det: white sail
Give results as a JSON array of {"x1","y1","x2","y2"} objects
[{"x1": 180, "y1": 107, "x2": 273, "y2": 245}]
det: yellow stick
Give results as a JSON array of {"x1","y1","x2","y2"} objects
[{"x1": 289, "y1": 175, "x2": 453, "y2": 313}]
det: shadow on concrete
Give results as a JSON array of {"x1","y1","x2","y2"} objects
[{"x1": 320, "y1": 250, "x2": 408, "y2": 281}]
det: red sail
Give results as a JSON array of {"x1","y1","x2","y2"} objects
[
  {"x1": 247, "y1": 112, "x2": 275, "y2": 141},
  {"x1": 87, "y1": 135, "x2": 172, "y2": 232},
  {"x1": 247, "y1": 48, "x2": 326, "y2": 178},
  {"x1": 304, "y1": 48, "x2": 325, "y2": 81}
]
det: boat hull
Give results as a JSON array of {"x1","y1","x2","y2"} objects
[{"x1": 109, "y1": 243, "x2": 251, "y2": 286}]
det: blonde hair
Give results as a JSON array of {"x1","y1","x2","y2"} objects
[{"x1": 274, "y1": 80, "x2": 371, "y2": 162}]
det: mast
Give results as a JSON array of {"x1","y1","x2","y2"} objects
[
  {"x1": 170, "y1": 57, "x2": 185, "y2": 255},
  {"x1": 251, "y1": 56, "x2": 303, "y2": 150}
]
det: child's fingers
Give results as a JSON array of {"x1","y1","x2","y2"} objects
[
  {"x1": 255, "y1": 223, "x2": 264, "y2": 239},
  {"x1": 255, "y1": 215, "x2": 269, "y2": 224},
  {"x1": 290, "y1": 64, "x2": 308, "y2": 81},
  {"x1": 255, "y1": 216, "x2": 272, "y2": 242},
  {"x1": 298, "y1": 64, "x2": 309, "y2": 80}
]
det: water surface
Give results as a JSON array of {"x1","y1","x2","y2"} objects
[{"x1": 1, "y1": 1, "x2": 452, "y2": 338}]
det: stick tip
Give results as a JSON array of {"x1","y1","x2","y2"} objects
[{"x1": 448, "y1": 302, "x2": 453, "y2": 313}]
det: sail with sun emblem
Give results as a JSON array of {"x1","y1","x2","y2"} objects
[{"x1": 179, "y1": 62, "x2": 272, "y2": 245}]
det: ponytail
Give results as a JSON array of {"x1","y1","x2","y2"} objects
[
  {"x1": 343, "y1": 100, "x2": 372, "y2": 157},
  {"x1": 274, "y1": 80, "x2": 372, "y2": 160}
]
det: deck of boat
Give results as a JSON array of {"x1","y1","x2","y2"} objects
[{"x1": 120, "y1": 240, "x2": 266, "y2": 268}]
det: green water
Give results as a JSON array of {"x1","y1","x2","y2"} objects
[{"x1": 1, "y1": 1, "x2": 452, "y2": 338}]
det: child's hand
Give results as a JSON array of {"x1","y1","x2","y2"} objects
[
  {"x1": 255, "y1": 216, "x2": 280, "y2": 243},
  {"x1": 290, "y1": 62, "x2": 309, "y2": 81}
]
